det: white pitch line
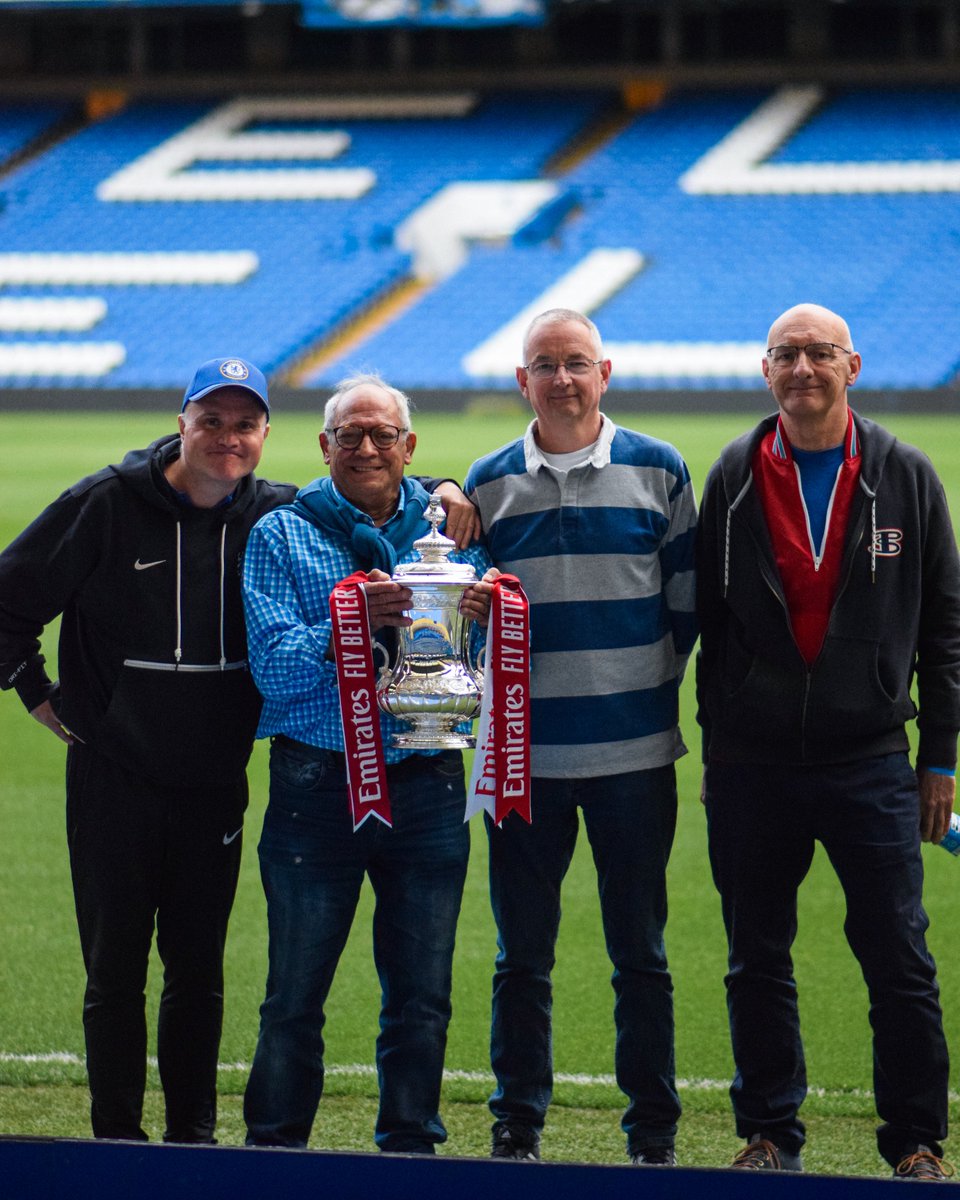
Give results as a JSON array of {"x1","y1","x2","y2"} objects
[
  {"x1": 0, "y1": 1051, "x2": 85, "y2": 1065},
  {"x1": 3, "y1": 1053, "x2": 958, "y2": 1103}
]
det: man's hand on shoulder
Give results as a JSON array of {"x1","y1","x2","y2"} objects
[
  {"x1": 30, "y1": 698, "x2": 76, "y2": 746},
  {"x1": 918, "y1": 767, "x2": 954, "y2": 843},
  {"x1": 432, "y1": 483, "x2": 481, "y2": 549}
]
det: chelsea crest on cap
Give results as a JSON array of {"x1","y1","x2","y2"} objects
[{"x1": 181, "y1": 357, "x2": 270, "y2": 416}]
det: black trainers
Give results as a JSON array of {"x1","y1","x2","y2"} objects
[
  {"x1": 630, "y1": 1145, "x2": 677, "y2": 1166},
  {"x1": 894, "y1": 1145, "x2": 955, "y2": 1181},
  {"x1": 731, "y1": 1133, "x2": 803, "y2": 1172},
  {"x1": 491, "y1": 1123, "x2": 541, "y2": 1161}
]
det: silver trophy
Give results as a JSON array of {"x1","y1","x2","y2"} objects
[{"x1": 375, "y1": 493, "x2": 483, "y2": 749}]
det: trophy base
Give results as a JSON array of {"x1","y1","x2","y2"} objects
[
  {"x1": 390, "y1": 729, "x2": 477, "y2": 750},
  {"x1": 380, "y1": 680, "x2": 481, "y2": 750}
]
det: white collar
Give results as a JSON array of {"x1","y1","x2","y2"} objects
[{"x1": 523, "y1": 414, "x2": 615, "y2": 476}]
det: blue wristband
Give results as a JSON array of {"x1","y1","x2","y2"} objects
[{"x1": 925, "y1": 766, "x2": 956, "y2": 777}]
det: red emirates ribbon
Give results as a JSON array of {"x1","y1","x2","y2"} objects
[
  {"x1": 466, "y1": 574, "x2": 531, "y2": 825},
  {"x1": 329, "y1": 571, "x2": 392, "y2": 831}
]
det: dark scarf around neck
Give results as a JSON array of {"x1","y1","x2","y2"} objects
[{"x1": 287, "y1": 475, "x2": 432, "y2": 573}]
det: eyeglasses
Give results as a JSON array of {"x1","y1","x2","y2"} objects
[
  {"x1": 523, "y1": 358, "x2": 602, "y2": 380},
  {"x1": 765, "y1": 343, "x2": 853, "y2": 367},
  {"x1": 328, "y1": 424, "x2": 407, "y2": 450}
]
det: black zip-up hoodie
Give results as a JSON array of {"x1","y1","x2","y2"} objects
[
  {"x1": 0, "y1": 436, "x2": 295, "y2": 787},
  {"x1": 695, "y1": 411, "x2": 960, "y2": 769}
]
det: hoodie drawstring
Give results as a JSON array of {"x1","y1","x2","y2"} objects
[
  {"x1": 173, "y1": 520, "x2": 228, "y2": 669},
  {"x1": 218, "y1": 524, "x2": 227, "y2": 669},
  {"x1": 174, "y1": 521, "x2": 182, "y2": 667},
  {"x1": 870, "y1": 497, "x2": 877, "y2": 583}
]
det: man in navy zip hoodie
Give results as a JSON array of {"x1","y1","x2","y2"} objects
[
  {"x1": 0, "y1": 357, "x2": 292, "y2": 1143},
  {"x1": 696, "y1": 305, "x2": 960, "y2": 1180}
]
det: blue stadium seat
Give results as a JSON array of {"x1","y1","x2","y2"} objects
[
  {"x1": 1, "y1": 89, "x2": 959, "y2": 390},
  {"x1": 0, "y1": 102, "x2": 73, "y2": 165}
]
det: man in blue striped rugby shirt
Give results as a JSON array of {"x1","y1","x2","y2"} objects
[{"x1": 465, "y1": 309, "x2": 698, "y2": 1167}]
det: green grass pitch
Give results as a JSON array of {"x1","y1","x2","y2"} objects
[{"x1": 1, "y1": 404, "x2": 958, "y2": 1175}]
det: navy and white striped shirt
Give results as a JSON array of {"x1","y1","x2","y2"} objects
[{"x1": 465, "y1": 417, "x2": 697, "y2": 778}]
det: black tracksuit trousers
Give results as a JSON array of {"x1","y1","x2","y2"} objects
[{"x1": 66, "y1": 743, "x2": 246, "y2": 1142}]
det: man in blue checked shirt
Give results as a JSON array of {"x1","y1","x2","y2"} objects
[
  {"x1": 241, "y1": 373, "x2": 495, "y2": 1154},
  {"x1": 465, "y1": 309, "x2": 698, "y2": 1167}
]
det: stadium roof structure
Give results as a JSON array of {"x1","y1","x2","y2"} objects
[{"x1": 1, "y1": 0, "x2": 960, "y2": 92}]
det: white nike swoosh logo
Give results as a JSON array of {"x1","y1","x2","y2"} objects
[
  {"x1": 222, "y1": 828, "x2": 242, "y2": 845},
  {"x1": 134, "y1": 558, "x2": 166, "y2": 571}
]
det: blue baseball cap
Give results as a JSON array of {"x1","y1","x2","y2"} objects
[{"x1": 181, "y1": 357, "x2": 270, "y2": 416}]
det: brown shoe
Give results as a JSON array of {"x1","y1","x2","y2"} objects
[
  {"x1": 731, "y1": 1134, "x2": 803, "y2": 1172},
  {"x1": 894, "y1": 1146, "x2": 955, "y2": 1181}
]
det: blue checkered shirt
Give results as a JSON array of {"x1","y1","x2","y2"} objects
[{"x1": 243, "y1": 487, "x2": 492, "y2": 762}]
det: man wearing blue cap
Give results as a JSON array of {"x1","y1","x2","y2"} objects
[{"x1": 0, "y1": 357, "x2": 291, "y2": 1143}]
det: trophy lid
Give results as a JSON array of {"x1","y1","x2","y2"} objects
[{"x1": 393, "y1": 493, "x2": 477, "y2": 583}]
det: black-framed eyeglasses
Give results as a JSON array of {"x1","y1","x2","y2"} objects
[
  {"x1": 765, "y1": 343, "x2": 853, "y2": 367},
  {"x1": 328, "y1": 424, "x2": 407, "y2": 450},
  {"x1": 523, "y1": 358, "x2": 602, "y2": 380}
]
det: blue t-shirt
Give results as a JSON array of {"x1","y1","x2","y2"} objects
[{"x1": 792, "y1": 443, "x2": 844, "y2": 552}]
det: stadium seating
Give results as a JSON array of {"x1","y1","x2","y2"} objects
[
  {"x1": 0, "y1": 102, "x2": 72, "y2": 163},
  {"x1": 0, "y1": 87, "x2": 958, "y2": 391}
]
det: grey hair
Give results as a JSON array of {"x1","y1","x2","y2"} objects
[
  {"x1": 522, "y1": 309, "x2": 603, "y2": 362},
  {"x1": 323, "y1": 373, "x2": 414, "y2": 432}
]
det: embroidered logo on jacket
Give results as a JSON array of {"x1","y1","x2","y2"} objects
[{"x1": 871, "y1": 529, "x2": 903, "y2": 557}]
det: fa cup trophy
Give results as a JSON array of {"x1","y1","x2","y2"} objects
[{"x1": 375, "y1": 493, "x2": 483, "y2": 749}]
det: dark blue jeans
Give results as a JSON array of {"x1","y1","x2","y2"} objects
[
  {"x1": 486, "y1": 765, "x2": 681, "y2": 1154},
  {"x1": 705, "y1": 753, "x2": 949, "y2": 1166},
  {"x1": 243, "y1": 737, "x2": 470, "y2": 1152}
]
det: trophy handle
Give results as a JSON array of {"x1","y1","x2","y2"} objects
[
  {"x1": 468, "y1": 639, "x2": 485, "y2": 688},
  {"x1": 372, "y1": 637, "x2": 393, "y2": 685}
]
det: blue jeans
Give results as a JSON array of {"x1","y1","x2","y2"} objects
[
  {"x1": 243, "y1": 737, "x2": 470, "y2": 1152},
  {"x1": 705, "y1": 753, "x2": 949, "y2": 1166},
  {"x1": 487, "y1": 765, "x2": 681, "y2": 1154}
]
